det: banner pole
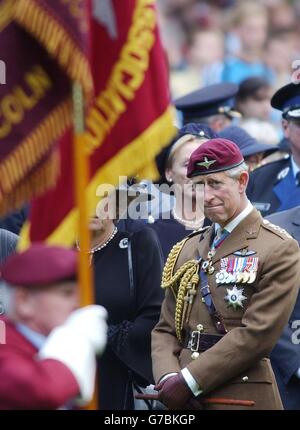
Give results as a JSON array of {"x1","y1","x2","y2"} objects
[{"x1": 72, "y1": 81, "x2": 98, "y2": 409}]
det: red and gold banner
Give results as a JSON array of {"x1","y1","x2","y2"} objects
[
  {"x1": 0, "y1": 0, "x2": 92, "y2": 215},
  {"x1": 16, "y1": 0, "x2": 176, "y2": 248}
]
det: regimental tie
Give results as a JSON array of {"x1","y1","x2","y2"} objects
[{"x1": 213, "y1": 228, "x2": 230, "y2": 250}]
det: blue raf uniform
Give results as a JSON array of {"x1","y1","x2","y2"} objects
[
  {"x1": 247, "y1": 155, "x2": 300, "y2": 216},
  {"x1": 267, "y1": 206, "x2": 300, "y2": 410},
  {"x1": 247, "y1": 82, "x2": 300, "y2": 216}
]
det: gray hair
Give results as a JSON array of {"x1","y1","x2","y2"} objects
[
  {"x1": 0, "y1": 281, "x2": 16, "y2": 317},
  {"x1": 225, "y1": 162, "x2": 249, "y2": 180}
]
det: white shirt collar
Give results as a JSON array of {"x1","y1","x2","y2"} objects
[
  {"x1": 215, "y1": 200, "x2": 253, "y2": 234},
  {"x1": 291, "y1": 156, "x2": 300, "y2": 179}
]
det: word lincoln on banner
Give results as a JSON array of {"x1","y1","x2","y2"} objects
[{"x1": 0, "y1": 321, "x2": 5, "y2": 345}]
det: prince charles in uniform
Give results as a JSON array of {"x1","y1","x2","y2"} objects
[{"x1": 151, "y1": 138, "x2": 300, "y2": 410}]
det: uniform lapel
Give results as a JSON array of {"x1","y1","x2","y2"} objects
[
  {"x1": 212, "y1": 209, "x2": 262, "y2": 264},
  {"x1": 197, "y1": 227, "x2": 214, "y2": 259}
]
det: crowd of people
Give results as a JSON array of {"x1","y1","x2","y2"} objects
[
  {"x1": 0, "y1": 0, "x2": 300, "y2": 412},
  {"x1": 158, "y1": 0, "x2": 300, "y2": 95}
]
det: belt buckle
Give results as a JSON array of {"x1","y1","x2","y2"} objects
[{"x1": 190, "y1": 330, "x2": 201, "y2": 352}]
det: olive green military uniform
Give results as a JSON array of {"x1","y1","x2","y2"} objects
[{"x1": 152, "y1": 209, "x2": 300, "y2": 410}]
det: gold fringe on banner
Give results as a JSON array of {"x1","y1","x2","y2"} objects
[
  {"x1": 0, "y1": 98, "x2": 72, "y2": 216},
  {"x1": 19, "y1": 105, "x2": 176, "y2": 249},
  {"x1": 14, "y1": 0, "x2": 93, "y2": 99},
  {"x1": 0, "y1": 0, "x2": 14, "y2": 32},
  {"x1": 1, "y1": 149, "x2": 59, "y2": 217}
]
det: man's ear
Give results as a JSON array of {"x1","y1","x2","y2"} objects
[
  {"x1": 282, "y1": 119, "x2": 289, "y2": 138},
  {"x1": 211, "y1": 116, "x2": 227, "y2": 132},
  {"x1": 238, "y1": 171, "x2": 249, "y2": 192},
  {"x1": 14, "y1": 287, "x2": 35, "y2": 319}
]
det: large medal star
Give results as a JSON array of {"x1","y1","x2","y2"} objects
[
  {"x1": 196, "y1": 157, "x2": 216, "y2": 170},
  {"x1": 224, "y1": 286, "x2": 247, "y2": 310}
]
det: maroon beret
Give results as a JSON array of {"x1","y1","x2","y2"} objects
[
  {"x1": 187, "y1": 138, "x2": 244, "y2": 178},
  {"x1": 0, "y1": 244, "x2": 77, "y2": 287}
]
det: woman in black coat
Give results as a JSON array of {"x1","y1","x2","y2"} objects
[{"x1": 89, "y1": 209, "x2": 164, "y2": 410}]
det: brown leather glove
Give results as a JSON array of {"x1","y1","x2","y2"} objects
[{"x1": 155, "y1": 373, "x2": 193, "y2": 410}]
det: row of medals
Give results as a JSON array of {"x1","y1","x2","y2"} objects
[
  {"x1": 201, "y1": 250, "x2": 255, "y2": 310},
  {"x1": 202, "y1": 251, "x2": 258, "y2": 284}
]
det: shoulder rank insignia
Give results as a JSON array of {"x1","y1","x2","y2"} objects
[
  {"x1": 253, "y1": 202, "x2": 271, "y2": 212},
  {"x1": 277, "y1": 166, "x2": 289, "y2": 181},
  {"x1": 262, "y1": 219, "x2": 292, "y2": 239},
  {"x1": 224, "y1": 286, "x2": 247, "y2": 310}
]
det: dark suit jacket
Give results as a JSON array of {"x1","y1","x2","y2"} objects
[
  {"x1": 0, "y1": 206, "x2": 29, "y2": 235},
  {"x1": 0, "y1": 229, "x2": 18, "y2": 264},
  {"x1": 267, "y1": 207, "x2": 300, "y2": 409}
]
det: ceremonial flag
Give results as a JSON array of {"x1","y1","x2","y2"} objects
[
  {"x1": 15, "y1": 0, "x2": 176, "y2": 248},
  {"x1": 0, "y1": 0, "x2": 93, "y2": 215}
]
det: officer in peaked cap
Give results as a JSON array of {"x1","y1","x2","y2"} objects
[
  {"x1": 175, "y1": 83, "x2": 241, "y2": 131},
  {"x1": 247, "y1": 82, "x2": 300, "y2": 216},
  {"x1": 0, "y1": 244, "x2": 107, "y2": 409},
  {"x1": 218, "y1": 125, "x2": 278, "y2": 172},
  {"x1": 150, "y1": 137, "x2": 300, "y2": 410}
]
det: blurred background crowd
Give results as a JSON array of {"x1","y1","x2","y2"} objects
[
  {"x1": 158, "y1": 0, "x2": 300, "y2": 94},
  {"x1": 157, "y1": 0, "x2": 300, "y2": 136}
]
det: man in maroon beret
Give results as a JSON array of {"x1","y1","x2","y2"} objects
[
  {"x1": 151, "y1": 138, "x2": 300, "y2": 409},
  {"x1": 0, "y1": 244, "x2": 107, "y2": 409}
]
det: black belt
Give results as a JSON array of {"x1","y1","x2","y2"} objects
[{"x1": 184, "y1": 332, "x2": 224, "y2": 352}]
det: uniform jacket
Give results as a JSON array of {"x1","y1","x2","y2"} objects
[
  {"x1": 247, "y1": 156, "x2": 300, "y2": 217},
  {"x1": 152, "y1": 209, "x2": 300, "y2": 410},
  {"x1": 0, "y1": 317, "x2": 79, "y2": 409},
  {"x1": 267, "y1": 206, "x2": 300, "y2": 409},
  {"x1": 0, "y1": 205, "x2": 29, "y2": 235}
]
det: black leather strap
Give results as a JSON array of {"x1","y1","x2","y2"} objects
[
  {"x1": 127, "y1": 237, "x2": 134, "y2": 300},
  {"x1": 184, "y1": 333, "x2": 223, "y2": 352},
  {"x1": 199, "y1": 268, "x2": 227, "y2": 335}
]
